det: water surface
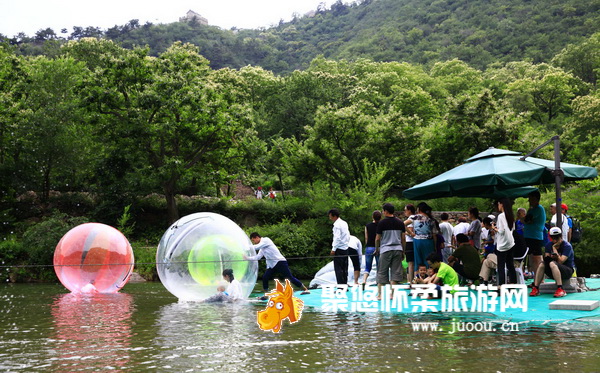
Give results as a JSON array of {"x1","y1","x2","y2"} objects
[{"x1": 1, "y1": 283, "x2": 598, "y2": 372}]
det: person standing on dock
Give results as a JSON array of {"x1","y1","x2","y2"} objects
[
  {"x1": 524, "y1": 190, "x2": 546, "y2": 277},
  {"x1": 376, "y1": 203, "x2": 406, "y2": 299},
  {"x1": 328, "y1": 208, "x2": 350, "y2": 285},
  {"x1": 403, "y1": 204, "x2": 417, "y2": 282},
  {"x1": 404, "y1": 202, "x2": 438, "y2": 269},
  {"x1": 438, "y1": 212, "x2": 454, "y2": 263}
]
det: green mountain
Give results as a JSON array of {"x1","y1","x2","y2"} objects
[{"x1": 4, "y1": 0, "x2": 600, "y2": 74}]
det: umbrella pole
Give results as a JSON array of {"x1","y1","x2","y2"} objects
[
  {"x1": 522, "y1": 136, "x2": 563, "y2": 229},
  {"x1": 553, "y1": 136, "x2": 563, "y2": 230}
]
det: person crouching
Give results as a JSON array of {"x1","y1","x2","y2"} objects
[{"x1": 529, "y1": 227, "x2": 575, "y2": 298}]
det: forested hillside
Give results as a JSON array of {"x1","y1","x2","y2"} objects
[{"x1": 3, "y1": 0, "x2": 600, "y2": 74}]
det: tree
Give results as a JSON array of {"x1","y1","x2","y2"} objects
[
  {"x1": 306, "y1": 102, "x2": 371, "y2": 188},
  {"x1": 63, "y1": 40, "x2": 256, "y2": 223},
  {"x1": 429, "y1": 59, "x2": 484, "y2": 97},
  {"x1": 276, "y1": 137, "x2": 322, "y2": 188},
  {"x1": 553, "y1": 32, "x2": 600, "y2": 87},
  {"x1": 424, "y1": 89, "x2": 535, "y2": 178},
  {"x1": 265, "y1": 67, "x2": 352, "y2": 140},
  {"x1": 331, "y1": 0, "x2": 350, "y2": 16},
  {"x1": 0, "y1": 47, "x2": 22, "y2": 201},
  {"x1": 485, "y1": 62, "x2": 587, "y2": 129},
  {"x1": 563, "y1": 92, "x2": 600, "y2": 166},
  {"x1": 218, "y1": 65, "x2": 281, "y2": 140},
  {"x1": 69, "y1": 26, "x2": 103, "y2": 40},
  {"x1": 305, "y1": 100, "x2": 424, "y2": 191},
  {"x1": 10, "y1": 55, "x2": 88, "y2": 201},
  {"x1": 505, "y1": 68, "x2": 582, "y2": 127},
  {"x1": 34, "y1": 28, "x2": 58, "y2": 42}
]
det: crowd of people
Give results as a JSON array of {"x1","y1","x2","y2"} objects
[
  {"x1": 326, "y1": 191, "x2": 576, "y2": 299},
  {"x1": 236, "y1": 190, "x2": 576, "y2": 301}
]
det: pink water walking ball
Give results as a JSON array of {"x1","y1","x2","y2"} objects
[{"x1": 54, "y1": 223, "x2": 134, "y2": 293}]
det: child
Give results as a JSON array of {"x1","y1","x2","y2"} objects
[
  {"x1": 412, "y1": 265, "x2": 436, "y2": 284},
  {"x1": 516, "y1": 207, "x2": 526, "y2": 236},
  {"x1": 268, "y1": 187, "x2": 276, "y2": 202},
  {"x1": 203, "y1": 283, "x2": 229, "y2": 303},
  {"x1": 482, "y1": 216, "x2": 496, "y2": 258},
  {"x1": 412, "y1": 264, "x2": 428, "y2": 284}
]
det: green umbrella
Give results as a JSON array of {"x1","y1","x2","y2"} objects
[{"x1": 403, "y1": 147, "x2": 597, "y2": 200}]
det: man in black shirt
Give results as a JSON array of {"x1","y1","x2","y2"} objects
[{"x1": 375, "y1": 203, "x2": 406, "y2": 298}]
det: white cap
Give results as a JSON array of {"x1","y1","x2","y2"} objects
[
  {"x1": 487, "y1": 215, "x2": 496, "y2": 220},
  {"x1": 549, "y1": 227, "x2": 562, "y2": 236}
]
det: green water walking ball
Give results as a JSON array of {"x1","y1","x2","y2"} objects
[
  {"x1": 156, "y1": 212, "x2": 257, "y2": 301},
  {"x1": 187, "y1": 234, "x2": 248, "y2": 285}
]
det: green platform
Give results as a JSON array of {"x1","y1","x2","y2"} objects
[{"x1": 257, "y1": 278, "x2": 600, "y2": 325}]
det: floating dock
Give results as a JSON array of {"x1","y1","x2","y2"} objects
[{"x1": 264, "y1": 278, "x2": 600, "y2": 325}]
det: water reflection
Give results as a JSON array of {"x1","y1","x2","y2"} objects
[
  {"x1": 50, "y1": 292, "x2": 134, "y2": 371},
  {"x1": 154, "y1": 301, "x2": 262, "y2": 370}
]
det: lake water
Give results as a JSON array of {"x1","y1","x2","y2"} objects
[{"x1": 1, "y1": 282, "x2": 599, "y2": 372}]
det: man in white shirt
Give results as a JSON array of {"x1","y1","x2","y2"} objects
[
  {"x1": 438, "y1": 212, "x2": 454, "y2": 263},
  {"x1": 452, "y1": 216, "x2": 470, "y2": 247},
  {"x1": 550, "y1": 203, "x2": 571, "y2": 242},
  {"x1": 328, "y1": 208, "x2": 350, "y2": 285},
  {"x1": 245, "y1": 232, "x2": 310, "y2": 299}
]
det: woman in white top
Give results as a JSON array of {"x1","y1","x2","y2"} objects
[
  {"x1": 494, "y1": 198, "x2": 516, "y2": 285},
  {"x1": 203, "y1": 268, "x2": 243, "y2": 303},
  {"x1": 223, "y1": 268, "x2": 243, "y2": 300}
]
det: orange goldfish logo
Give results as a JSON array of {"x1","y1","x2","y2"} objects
[{"x1": 257, "y1": 279, "x2": 304, "y2": 333}]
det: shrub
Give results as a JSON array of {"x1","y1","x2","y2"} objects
[
  {"x1": 0, "y1": 237, "x2": 28, "y2": 282},
  {"x1": 47, "y1": 192, "x2": 95, "y2": 215},
  {"x1": 117, "y1": 204, "x2": 136, "y2": 238},
  {"x1": 0, "y1": 237, "x2": 27, "y2": 263},
  {"x1": 132, "y1": 243, "x2": 158, "y2": 280},
  {"x1": 20, "y1": 212, "x2": 89, "y2": 281}
]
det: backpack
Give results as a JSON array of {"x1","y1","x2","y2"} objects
[{"x1": 571, "y1": 218, "x2": 582, "y2": 243}]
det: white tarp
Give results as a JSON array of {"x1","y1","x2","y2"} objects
[{"x1": 309, "y1": 255, "x2": 378, "y2": 288}]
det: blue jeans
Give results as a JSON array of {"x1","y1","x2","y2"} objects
[{"x1": 364, "y1": 246, "x2": 379, "y2": 274}]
